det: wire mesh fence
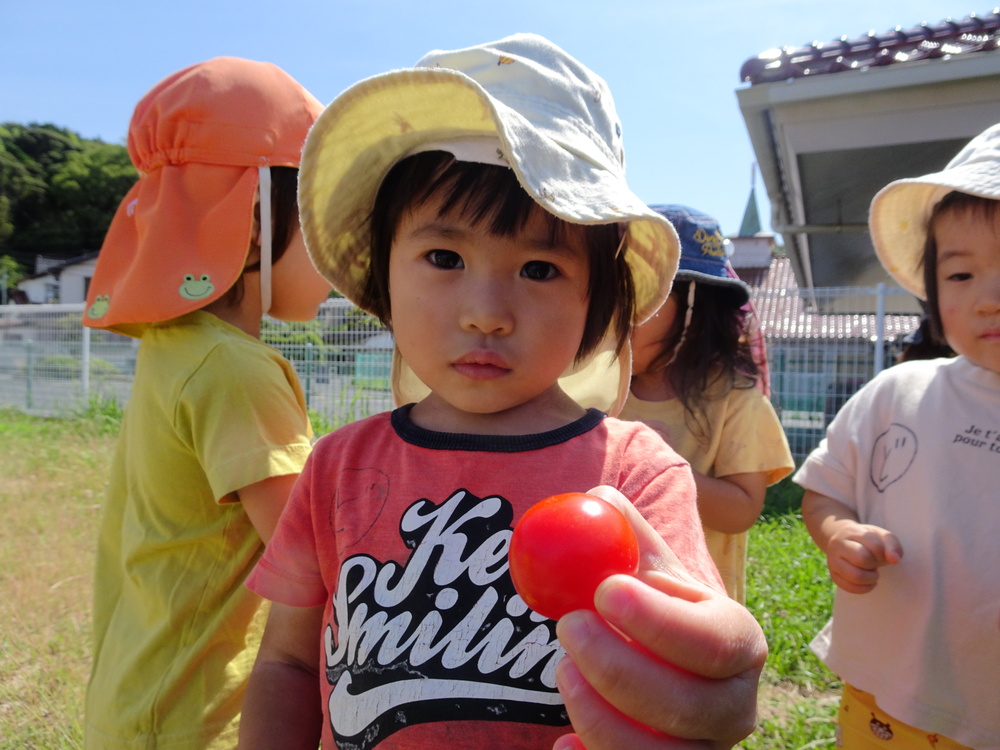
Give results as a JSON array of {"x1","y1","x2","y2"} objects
[
  {"x1": 751, "y1": 283, "x2": 922, "y2": 460},
  {"x1": 0, "y1": 298, "x2": 395, "y2": 428},
  {"x1": 0, "y1": 287, "x2": 925, "y2": 461}
]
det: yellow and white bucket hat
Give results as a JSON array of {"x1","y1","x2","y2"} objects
[
  {"x1": 299, "y1": 33, "x2": 680, "y2": 414},
  {"x1": 870, "y1": 123, "x2": 1000, "y2": 300}
]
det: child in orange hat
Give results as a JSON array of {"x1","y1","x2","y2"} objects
[{"x1": 82, "y1": 57, "x2": 330, "y2": 749}]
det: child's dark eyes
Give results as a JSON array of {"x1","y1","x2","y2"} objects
[
  {"x1": 424, "y1": 252, "x2": 560, "y2": 280},
  {"x1": 945, "y1": 271, "x2": 972, "y2": 282},
  {"x1": 521, "y1": 260, "x2": 559, "y2": 281},
  {"x1": 426, "y1": 249, "x2": 463, "y2": 269}
]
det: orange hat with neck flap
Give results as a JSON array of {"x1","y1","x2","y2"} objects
[{"x1": 83, "y1": 57, "x2": 322, "y2": 337}]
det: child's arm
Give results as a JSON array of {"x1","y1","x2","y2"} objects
[
  {"x1": 800, "y1": 489, "x2": 903, "y2": 594},
  {"x1": 236, "y1": 474, "x2": 300, "y2": 543},
  {"x1": 691, "y1": 470, "x2": 768, "y2": 534},
  {"x1": 239, "y1": 602, "x2": 324, "y2": 749},
  {"x1": 553, "y1": 486, "x2": 767, "y2": 749}
]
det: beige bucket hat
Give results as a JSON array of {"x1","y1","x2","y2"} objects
[
  {"x1": 299, "y1": 33, "x2": 679, "y2": 414},
  {"x1": 870, "y1": 123, "x2": 1000, "y2": 300}
]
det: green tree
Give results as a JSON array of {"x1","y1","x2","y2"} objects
[
  {"x1": 0, "y1": 254, "x2": 25, "y2": 304},
  {"x1": 0, "y1": 123, "x2": 136, "y2": 263},
  {"x1": 51, "y1": 141, "x2": 137, "y2": 249},
  {"x1": 0, "y1": 193, "x2": 13, "y2": 247},
  {"x1": 0, "y1": 125, "x2": 47, "y2": 252},
  {"x1": 261, "y1": 318, "x2": 326, "y2": 362}
]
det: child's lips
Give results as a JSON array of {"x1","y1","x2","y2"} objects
[{"x1": 453, "y1": 351, "x2": 511, "y2": 380}]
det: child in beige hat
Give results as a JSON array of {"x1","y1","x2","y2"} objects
[
  {"x1": 241, "y1": 34, "x2": 766, "y2": 750},
  {"x1": 798, "y1": 123, "x2": 1000, "y2": 749}
]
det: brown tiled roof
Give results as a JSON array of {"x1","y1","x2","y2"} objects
[
  {"x1": 745, "y1": 257, "x2": 920, "y2": 340},
  {"x1": 740, "y1": 9, "x2": 1000, "y2": 85}
]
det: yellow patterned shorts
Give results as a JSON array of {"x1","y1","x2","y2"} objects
[{"x1": 836, "y1": 683, "x2": 971, "y2": 749}]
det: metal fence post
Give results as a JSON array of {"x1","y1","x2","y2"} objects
[
  {"x1": 304, "y1": 341, "x2": 313, "y2": 409},
  {"x1": 82, "y1": 323, "x2": 91, "y2": 397},
  {"x1": 25, "y1": 338, "x2": 34, "y2": 410},
  {"x1": 874, "y1": 282, "x2": 886, "y2": 375}
]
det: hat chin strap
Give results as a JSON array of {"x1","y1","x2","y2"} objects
[
  {"x1": 258, "y1": 166, "x2": 272, "y2": 316},
  {"x1": 663, "y1": 281, "x2": 695, "y2": 368}
]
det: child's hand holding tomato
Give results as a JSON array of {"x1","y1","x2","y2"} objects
[{"x1": 546, "y1": 485, "x2": 767, "y2": 750}]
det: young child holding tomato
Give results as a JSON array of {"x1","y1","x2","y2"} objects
[
  {"x1": 239, "y1": 34, "x2": 767, "y2": 750},
  {"x1": 796, "y1": 125, "x2": 1000, "y2": 748},
  {"x1": 621, "y1": 204, "x2": 794, "y2": 603}
]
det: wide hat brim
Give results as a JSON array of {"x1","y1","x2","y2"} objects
[
  {"x1": 673, "y1": 270, "x2": 750, "y2": 306},
  {"x1": 870, "y1": 124, "x2": 1000, "y2": 300},
  {"x1": 298, "y1": 66, "x2": 678, "y2": 325},
  {"x1": 84, "y1": 164, "x2": 256, "y2": 336}
]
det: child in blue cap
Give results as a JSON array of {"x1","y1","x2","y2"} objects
[{"x1": 622, "y1": 204, "x2": 794, "y2": 603}]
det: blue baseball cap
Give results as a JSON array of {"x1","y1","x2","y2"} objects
[{"x1": 651, "y1": 204, "x2": 750, "y2": 305}]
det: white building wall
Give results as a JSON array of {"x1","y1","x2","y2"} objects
[
  {"x1": 14, "y1": 258, "x2": 97, "y2": 303},
  {"x1": 17, "y1": 276, "x2": 54, "y2": 303},
  {"x1": 58, "y1": 261, "x2": 96, "y2": 303}
]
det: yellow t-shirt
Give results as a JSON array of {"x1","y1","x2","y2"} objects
[
  {"x1": 85, "y1": 312, "x2": 313, "y2": 749},
  {"x1": 619, "y1": 378, "x2": 793, "y2": 602}
]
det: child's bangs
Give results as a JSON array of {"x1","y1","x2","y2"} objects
[{"x1": 412, "y1": 153, "x2": 568, "y2": 243}]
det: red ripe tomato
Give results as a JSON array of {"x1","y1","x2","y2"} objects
[{"x1": 508, "y1": 492, "x2": 639, "y2": 620}]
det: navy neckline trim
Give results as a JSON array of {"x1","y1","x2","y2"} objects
[{"x1": 391, "y1": 405, "x2": 606, "y2": 453}]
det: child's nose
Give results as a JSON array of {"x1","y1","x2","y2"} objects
[
  {"x1": 460, "y1": 279, "x2": 514, "y2": 335},
  {"x1": 978, "y1": 274, "x2": 1000, "y2": 312}
]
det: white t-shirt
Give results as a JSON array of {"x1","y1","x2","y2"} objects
[{"x1": 795, "y1": 356, "x2": 1000, "y2": 749}]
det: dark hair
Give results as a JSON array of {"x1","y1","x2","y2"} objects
[
  {"x1": 363, "y1": 151, "x2": 634, "y2": 361},
  {"x1": 224, "y1": 165, "x2": 301, "y2": 305},
  {"x1": 921, "y1": 191, "x2": 1000, "y2": 345},
  {"x1": 648, "y1": 280, "x2": 761, "y2": 439},
  {"x1": 897, "y1": 316, "x2": 955, "y2": 363}
]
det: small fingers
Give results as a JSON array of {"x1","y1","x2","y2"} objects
[
  {"x1": 837, "y1": 526, "x2": 903, "y2": 569},
  {"x1": 828, "y1": 559, "x2": 879, "y2": 594},
  {"x1": 874, "y1": 529, "x2": 904, "y2": 565}
]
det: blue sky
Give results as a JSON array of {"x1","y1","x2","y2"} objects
[{"x1": 1, "y1": 0, "x2": 984, "y2": 235}]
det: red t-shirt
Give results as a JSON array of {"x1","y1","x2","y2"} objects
[{"x1": 248, "y1": 407, "x2": 720, "y2": 750}]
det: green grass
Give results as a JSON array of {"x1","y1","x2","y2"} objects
[
  {"x1": 0, "y1": 409, "x2": 841, "y2": 748},
  {"x1": 738, "y1": 477, "x2": 841, "y2": 749},
  {"x1": 0, "y1": 407, "x2": 117, "y2": 749},
  {"x1": 307, "y1": 386, "x2": 383, "y2": 439}
]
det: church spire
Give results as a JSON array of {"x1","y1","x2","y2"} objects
[{"x1": 739, "y1": 163, "x2": 762, "y2": 237}]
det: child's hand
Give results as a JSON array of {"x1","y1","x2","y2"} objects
[
  {"x1": 824, "y1": 521, "x2": 903, "y2": 594},
  {"x1": 552, "y1": 485, "x2": 766, "y2": 749},
  {"x1": 801, "y1": 490, "x2": 904, "y2": 595}
]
